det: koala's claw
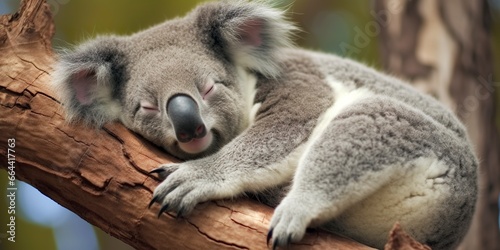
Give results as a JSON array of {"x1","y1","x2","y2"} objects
[
  {"x1": 148, "y1": 195, "x2": 158, "y2": 209},
  {"x1": 158, "y1": 203, "x2": 170, "y2": 218},
  {"x1": 271, "y1": 235, "x2": 291, "y2": 250},
  {"x1": 266, "y1": 228, "x2": 289, "y2": 250},
  {"x1": 149, "y1": 167, "x2": 166, "y2": 174},
  {"x1": 266, "y1": 228, "x2": 273, "y2": 246},
  {"x1": 176, "y1": 207, "x2": 186, "y2": 219},
  {"x1": 149, "y1": 163, "x2": 180, "y2": 180}
]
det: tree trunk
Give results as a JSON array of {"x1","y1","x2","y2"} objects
[
  {"x1": 0, "y1": 1, "x2": 376, "y2": 249},
  {"x1": 375, "y1": 0, "x2": 500, "y2": 249}
]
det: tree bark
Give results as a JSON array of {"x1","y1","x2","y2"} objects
[
  {"x1": 0, "y1": 1, "x2": 376, "y2": 249},
  {"x1": 375, "y1": 0, "x2": 500, "y2": 249}
]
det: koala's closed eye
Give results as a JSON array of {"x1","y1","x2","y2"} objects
[
  {"x1": 139, "y1": 100, "x2": 160, "y2": 114},
  {"x1": 197, "y1": 78, "x2": 216, "y2": 101}
]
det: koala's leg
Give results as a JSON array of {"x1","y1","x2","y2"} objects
[{"x1": 269, "y1": 97, "x2": 477, "y2": 250}]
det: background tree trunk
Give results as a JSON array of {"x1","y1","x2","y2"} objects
[
  {"x1": 0, "y1": 1, "x2": 377, "y2": 249},
  {"x1": 375, "y1": 0, "x2": 500, "y2": 249}
]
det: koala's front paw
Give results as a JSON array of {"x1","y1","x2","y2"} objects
[
  {"x1": 148, "y1": 162, "x2": 221, "y2": 218},
  {"x1": 267, "y1": 196, "x2": 314, "y2": 249}
]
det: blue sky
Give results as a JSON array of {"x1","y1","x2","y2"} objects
[{"x1": 0, "y1": 2, "x2": 11, "y2": 15}]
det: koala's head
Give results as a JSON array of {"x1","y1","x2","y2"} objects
[{"x1": 52, "y1": 1, "x2": 295, "y2": 160}]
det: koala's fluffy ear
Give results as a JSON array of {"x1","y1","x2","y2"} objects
[
  {"x1": 194, "y1": 1, "x2": 296, "y2": 78},
  {"x1": 52, "y1": 36, "x2": 126, "y2": 126}
]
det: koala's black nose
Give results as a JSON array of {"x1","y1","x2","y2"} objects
[{"x1": 167, "y1": 94, "x2": 207, "y2": 143}]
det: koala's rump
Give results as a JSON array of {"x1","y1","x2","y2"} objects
[{"x1": 310, "y1": 96, "x2": 476, "y2": 249}]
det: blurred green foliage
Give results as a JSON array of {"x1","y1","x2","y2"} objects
[
  {"x1": 52, "y1": 0, "x2": 206, "y2": 45},
  {"x1": 49, "y1": 0, "x2": 380, "y2": 64}
]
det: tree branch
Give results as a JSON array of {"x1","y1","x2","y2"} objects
[{"x1": 0, "y1": 1, "x2": 378, "y2": 249}]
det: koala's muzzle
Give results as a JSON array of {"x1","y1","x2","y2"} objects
[{"x1": 167, "y1": 94, "x2": 207, "y2": 143}]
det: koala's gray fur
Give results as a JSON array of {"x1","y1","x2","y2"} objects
[{"x1": 52, "y1": 1, "x2": 478, "y2": 249}]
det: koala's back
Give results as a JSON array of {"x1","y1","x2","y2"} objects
[
  {"x1": 278, "y1": 49, "x2": 468, "y2": 138},
  {"x1": 257, "y1": 48, "x2": 477, "y2": 249}
]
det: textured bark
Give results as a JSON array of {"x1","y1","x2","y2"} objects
[
  {"x1": 0, "y1": 1, "x2": 378, "y2": 249},
  {"x1": 384, "y1": 223, "x2": 431, "y2": 250},
  {"x1": 376, "y1": 0, "x2": 500, "y2": 249}
]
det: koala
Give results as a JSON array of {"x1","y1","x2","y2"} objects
[{"x1": 52, "y1": 1, "x2": 478, "y2": 249}]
